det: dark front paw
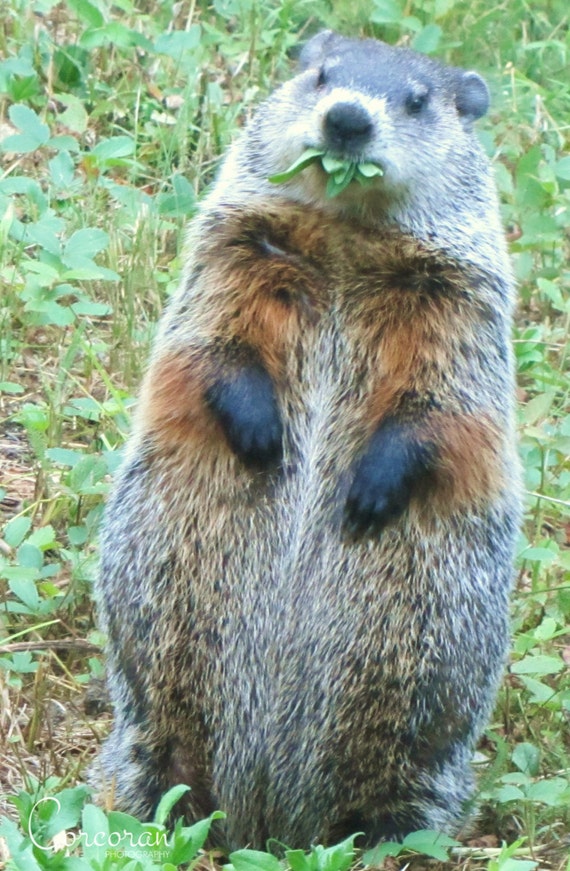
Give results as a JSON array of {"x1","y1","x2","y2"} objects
[
  {"x1": 344, "y1": 421, "x2": 434, "y2": 538},
  {"x1": 206, "y1": 364, "x2": 283, "y2": 468}
]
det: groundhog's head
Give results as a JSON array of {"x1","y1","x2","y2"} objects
[{"x1": 245, "y1": 31, "x2": 491, "y2": 216}]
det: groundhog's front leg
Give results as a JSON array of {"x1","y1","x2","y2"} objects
[
  {"x1": 344, "y1": 419, "x2": 435, "y2": 536},
  {"x1": 205, "y1": 360, "x2": 283, "y2": 469},
  {"x1": 344, "y1": 405, "x2": 506, "y2": 537}
]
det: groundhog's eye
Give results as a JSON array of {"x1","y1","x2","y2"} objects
[
  {"x1": 405, "y1": 89, "x2": 429, "y2": 115},
  {"x1": 316, "y1": 67, "x2": 328, "y2": 88}
]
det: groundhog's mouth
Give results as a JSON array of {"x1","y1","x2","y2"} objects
[{"x1": 268, "y1": 147, "x2": 384, "y2": 198}]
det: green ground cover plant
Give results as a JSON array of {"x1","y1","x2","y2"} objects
[{"x1": 0, "y1": 1, "x2": 569, "y2": 869}]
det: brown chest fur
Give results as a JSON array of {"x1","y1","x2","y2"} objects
[{"x1": 138, "y1": 203, "x2": 505, "y2": 515}]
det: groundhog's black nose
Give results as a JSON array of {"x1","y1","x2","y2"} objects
[{"x1": 324, "y1": 102, "x2": 373, "y2": 150}]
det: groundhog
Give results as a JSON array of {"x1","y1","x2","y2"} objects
[{"x1": 94, "y1": 30, "x2": 521, "y2": 849}]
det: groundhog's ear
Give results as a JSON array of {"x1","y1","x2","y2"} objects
[
  {"x1": 298, "y1": 30, "x2": 338, "y2": 70},
  {"x1": 455, "y1": 71, "x2": 490, "y2": 121}
]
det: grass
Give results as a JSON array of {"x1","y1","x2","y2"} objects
[{"x1": 0, "y1": 0, "x2": 569, "y2": 869}]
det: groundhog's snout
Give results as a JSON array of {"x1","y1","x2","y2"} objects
[{"x1": 324, "y1": 101, "x2": 373, "y2": 152}]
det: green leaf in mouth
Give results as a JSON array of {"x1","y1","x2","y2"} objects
[
  {"x1": 356, "y1": 161, "x2": 385, "y2": 178},
  {"x1": 267, "y1": 147, "x2": 325, "y2": 184},
  {"x1": 268, "y1": 148, "x2": 384, "y2": 198}
]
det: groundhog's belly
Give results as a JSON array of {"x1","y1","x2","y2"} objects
[{"x1": 129, "y1": 307, "x2": 509, "y2": 837}]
